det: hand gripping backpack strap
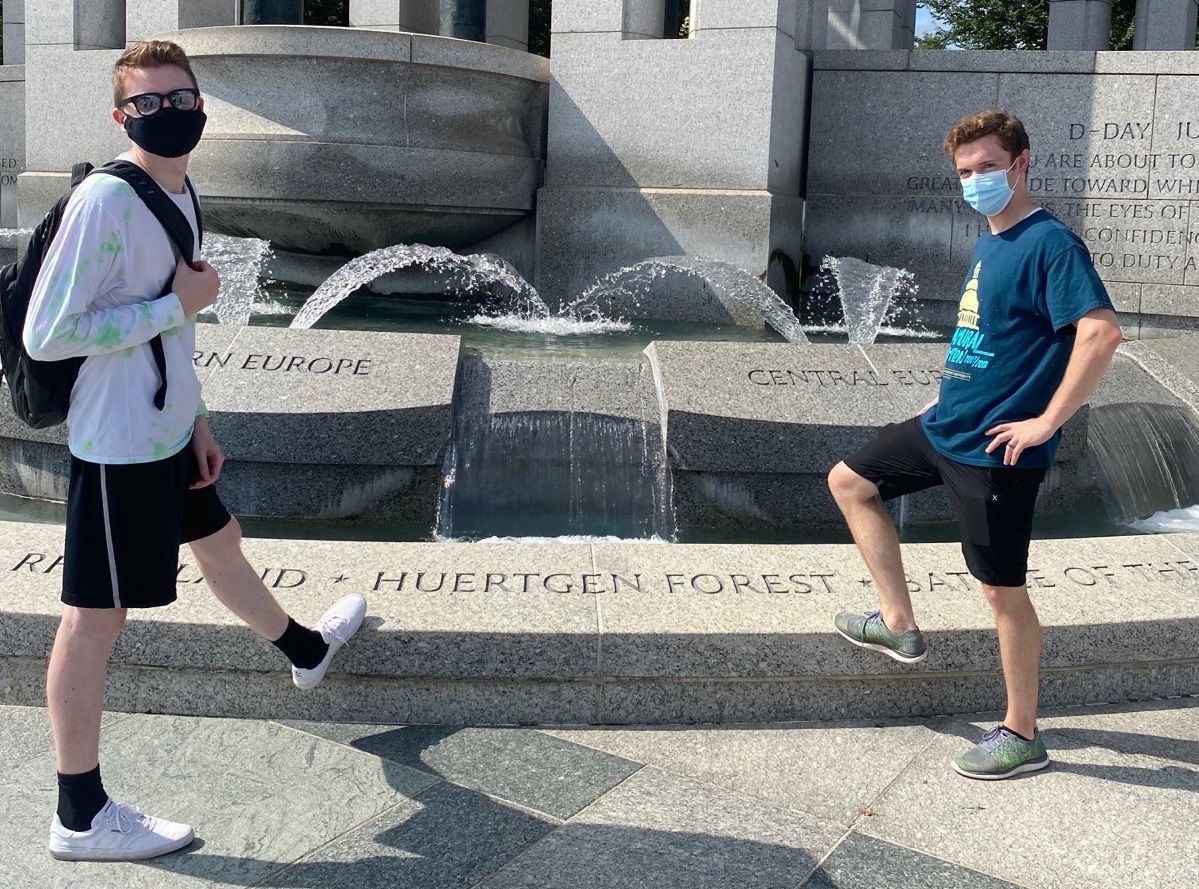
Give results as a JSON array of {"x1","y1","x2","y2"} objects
[{"x1": 96, "y1": 161, "x2": 202, "y2": 412}]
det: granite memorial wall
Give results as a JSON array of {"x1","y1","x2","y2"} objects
[
  {"x1": 805, "y1": 50, "x2": 1199, "y2": 337},
  {"x1": 0, "y1": 63, "x2": 24, "y2": 232}
]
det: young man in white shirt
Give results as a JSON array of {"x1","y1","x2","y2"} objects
[{"x1": 25, "y1": 40, "x2": 368, "y2": 861}]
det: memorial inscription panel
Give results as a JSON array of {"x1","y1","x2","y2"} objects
[
  {"x1": 809, "y1": 64, "x2": 1199, "y2": 318},
  {"x1": 647, "y1": 341, "x2": 945, "y2": 473},
  {"x1": 10, "y1": 546, "x2": 1196, "y2": 598},
  {"x1": 191, "y1": 325, "x2": 462, "y2": 465}
]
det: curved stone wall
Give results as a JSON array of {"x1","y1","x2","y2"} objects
[{"x1": 163, "y1": 26, "x2": 549, "y2": 255}]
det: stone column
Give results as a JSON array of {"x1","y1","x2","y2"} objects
[
  {"x1": 76, "y1": 0, "x2": 127, "y2": 49},
  {"x1": 623, "y1": 0, "x2": 668, "y2": 40},
  {"x1": 1048, "y1": 0, "x2": 1113, "y2": 50},
  {"x1": 551, "y1": 0, "x2": 665, "y2": 40},
  {"x1": 485, "y1": 0, "x2": 530, "y2": 50},
  {"x1": 820, "y1": 0, "x2": 865, "y2": 50},
  {"x1": 691, "y1": 0, "x2": 797, "y2": 39},
  {"x1": 20, "y1": 1, "x2": 130, "y2": 227},
  {"x1": 127, "y1": 2, "x2": 240, "y2": 43},
  {"x1": 242, "y1": 1, "x2": 305, "y2": 25},
  {"x1": 537, "y1": 0, "x2": 808, "y2": 302},
  {"x1": 1133, "y1": 0, "x2": 1199, "y2": 49},
  {"x1": 350, "y1": 1, "x2": 440, "y2": 34},
  {"x1": 439, "y1": 0, "x2": 486, "y2": 41},
  {"x1": 859, "y1": 1, "x2": 915, "y2": 49},
  {"x1": 3, "y1": 0, "x2": 25, "y2": 66}
]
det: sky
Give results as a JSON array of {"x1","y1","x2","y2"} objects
[{"x1": 916, "y1": 5, "x2": 938, "y2": 38}]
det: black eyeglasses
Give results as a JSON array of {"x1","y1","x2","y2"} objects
[{"x1": 118, "y1": 88, "x2": 200, "y2": 117}]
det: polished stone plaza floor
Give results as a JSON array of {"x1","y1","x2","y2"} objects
[{"x1": 0, "y1": 699, "x2": 1194, "y2": 889}]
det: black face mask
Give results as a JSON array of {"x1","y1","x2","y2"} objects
[{"x1": 123, "y1": 107, "x2": 207, "y2": 159}]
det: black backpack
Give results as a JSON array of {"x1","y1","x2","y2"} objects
[{"x1": 0, "y1": 160, "x2": 203, "y2": 429}]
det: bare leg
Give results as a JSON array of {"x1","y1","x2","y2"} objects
[
  {"x1": 47, "y1": 607, "x2": 127, "y2": 774},
  {"x1": 188, "y1": 518, "x2": 288, "y2": 641},
  {"x1": 828, "y1": 462, "x2": 917, "y2": 631},
  {"x1": 984, "y1": 583, "x2": 1041, "y2": 738}
]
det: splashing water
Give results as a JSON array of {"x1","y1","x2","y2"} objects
[
  {"x1": 290, "y1": 244, "x2": 550, "y2": 330},
  {"x1": 568, "y1": 256, "x2": 809, "y2": 344},
  {"x1": 205, "y1": 234, "x2": 275, "y2": 326},
  {"x1": 1087, "y1": 402, "x2": 1199, "y2": 524},
  {"x1": 0, "y1": 227, "x2": 33, "y2": 258},
  {"x1": 466, "y1": 314, "x2": 631, "y2": 336},
  {"x1": 809, "y1": 256, "x2": 920, "y2": 344},
  {"x1": 1128, "y1": 504, "x2": 1199, "y2": 533}
]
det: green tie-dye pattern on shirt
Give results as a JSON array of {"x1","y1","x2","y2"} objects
[
  {"x1": 91, "y1": 319, "x2": 129, "y2": 351},
  {"x1": 99, "y1": 228, "x2": 122, "y2": 258}
]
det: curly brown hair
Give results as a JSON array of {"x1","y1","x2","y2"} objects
[
  {"x1": 112, "y1": 41, "x2": 199, "y2": 108},
  {"x1": 944, "y1": 110, "x2": 1030, "y2": 160}
]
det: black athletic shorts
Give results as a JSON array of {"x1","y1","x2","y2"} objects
[
  {"x1": 843, "y1": 417, "x2": 1046, "y2": 587},
  {"x1": 63, "y1": 439, "x2": 232, "y2": 609}
]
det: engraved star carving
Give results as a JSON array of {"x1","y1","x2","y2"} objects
[{"x1": 333, "y1": 574, "x2": 349, "y2": 584}]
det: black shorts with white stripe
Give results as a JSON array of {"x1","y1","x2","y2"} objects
[{"x1": 63, "y1": 439, "x2": 232, "y2": 609}]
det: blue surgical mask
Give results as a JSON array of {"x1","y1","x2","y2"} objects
[{"x1": 961, "y1": 158, "x2": 1019, "y2": 217}]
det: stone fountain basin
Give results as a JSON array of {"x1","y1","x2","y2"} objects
[{"x1": 162, "y1": 26, "x2": 549, "y2": 255}]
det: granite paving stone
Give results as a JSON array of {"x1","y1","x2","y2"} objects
[
  {"x1": 476, "y1": 766, "x2": 845, "y2": 889},
  {"x1": 804, "y1": 833, "x2": 1024, "y2": 889},
  {"x1": 541, "y1": 719, "x2": 940, "y2": 826},
  {"x1": 281, "y1": 722, "x2": 642, "y2": 819},
  {"x1": 259, "y1": 780, "x2": 558, "y2": 889},
  {"x1": 0, "y1": 714, "x2": 437, "y2": 889},
  {"x1": 0, "y1": 706, "x2": 129, "y2": 761},
  {"x1": 863, "y1": 701, "x2": 1199, "y2": 889},
  {"x1": 0, "y1": 704, "x2": 58, "y2": 761}
]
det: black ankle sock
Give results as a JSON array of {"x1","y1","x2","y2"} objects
[
  {"x1": 272, "y1": 617, "x2": 329, "y2": 670},
  {"x1": 57, "y1": 765, "x2": 108, "y2": 831},
  {"x1": 1000, "y1": 724, "x2": 1035, "y2": 743}
]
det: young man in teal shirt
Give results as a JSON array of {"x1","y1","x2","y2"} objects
[{"x1": 829, "y1": 110, "x2": 1123, "y2": 779}]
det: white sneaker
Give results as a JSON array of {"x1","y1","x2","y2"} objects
[
  {"x1": 292, "y1": 593, "x2": 368, "y2": 690},
  {"x1": 48, "y1": 799, "x2": 193, "y2": 861}
]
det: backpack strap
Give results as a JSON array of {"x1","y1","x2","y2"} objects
[
  {"x1": 185, "y1": 176, "x2": 203, "y2": 253},
  {"x1": 96, "y1": 160, "x2": 197, "y2": 263},
  {"x1": 94, "y1": 160, "x2": 203, "y2": 412},
  {"x1": 70, "y1": 162, "x2": 95, "y2": 188}
]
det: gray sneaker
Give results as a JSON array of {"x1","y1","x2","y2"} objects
[
  {"x1": 833, "y1": 610, "x2": 927, "y2": 664},
  {"x1": 952, "y1": 725, "x2": 1049, "y2": 780}
]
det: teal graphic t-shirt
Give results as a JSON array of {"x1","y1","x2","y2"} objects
[{"x1": 921, "y1": 209, "x2": 1114, "y2": 469}]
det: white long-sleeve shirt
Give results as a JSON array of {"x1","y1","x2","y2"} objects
[{"x1": 23, "y1": 166, "x2": 204, "y2": 464}]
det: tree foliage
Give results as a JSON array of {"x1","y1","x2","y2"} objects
[
  {"x1": 915, "y1": 0, "x2": 1193, "y2": 51},
  {"x1": 304, "y1": 0, "x2": 349, "y2": 27},
  {"x1": 530, "y1": 0, "x2": 551, "y2": 57},
  {"x1": 916, "y1": 0, "x2": 1052, "y2": 50}
]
